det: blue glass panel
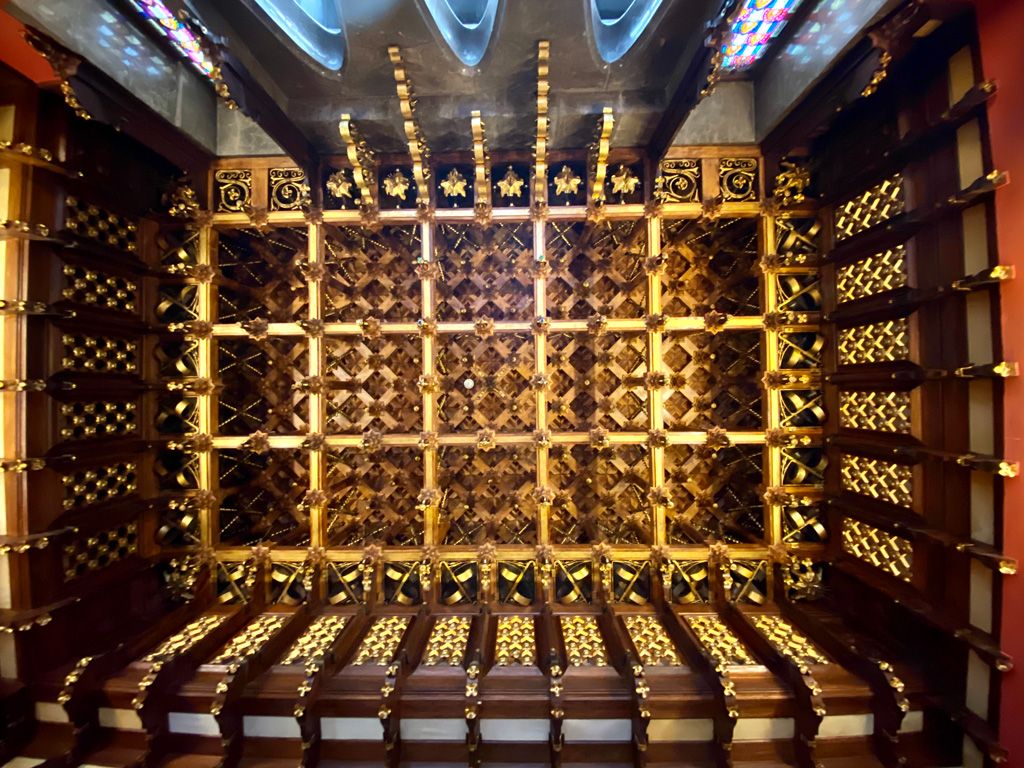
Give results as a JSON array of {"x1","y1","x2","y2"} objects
[
  {"x1": 251, "y1": 0, "x2": 345, "y2": 70},
  {"x1": 589, "y1": 0, "x2": 664, "y2": 63},
  {"x1": 422, "y1": 0, "x2": 500, "y2": 67}
]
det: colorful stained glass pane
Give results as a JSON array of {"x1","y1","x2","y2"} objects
[
  {"x1": 126, "y1": 0, "x2": 215, "y2": 78},
  {"x1": 722, "y1": 0, "x2": 803, "y2": 70}
]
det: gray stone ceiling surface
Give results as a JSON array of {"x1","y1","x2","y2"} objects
[{"x1": 192, "y1": 0, "x2": 723, "y2": 154}]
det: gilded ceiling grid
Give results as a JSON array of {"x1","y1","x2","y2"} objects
[{"x1": 179, "y1": 199, "x2": 823, "y2": 573}]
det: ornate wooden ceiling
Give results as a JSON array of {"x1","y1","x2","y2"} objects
[{"x1": 0, "y1": 3, "x2": 1016, "y2": 766}]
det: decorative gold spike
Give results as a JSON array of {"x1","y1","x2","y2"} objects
[{"x1": 387, "y1": 46, "x2": 431, "y2": 203}]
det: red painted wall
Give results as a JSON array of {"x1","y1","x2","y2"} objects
[
  {"x1": 0, "y1": 3, "x2": 58, "y2": 84},
  {"x1": 973, "y1": 0, "x2": 1024, "y2": 761}
]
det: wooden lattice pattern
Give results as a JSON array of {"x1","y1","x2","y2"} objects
[
  {"x1": 840, "y1": 390, "x2": 911, "y2": 433},
  {"x1": 438, "y1": 446, "x2": 537, "y2": 545},
  {"x1": 324, "y1": 225, "x2": 420, "y2": 321},
  {"x1": 623, "y1": 615, "x2": 682, "y2": 666},
  {"x1": 836, "y1": 245, "x2": 907, "y2": 303},
  {"x1": 841, "y1": 518, "x2": 913, "y2": 581},
  {"x1": 217, "y1": 228, "x2": 309, "y2": 322},
  {"x1": 325, "y1": 337, "x2": 421, "y2": 433},
  {"x1": 663, "y1": 332, "x2": 761, "y2": 429},
  {"x1": 840, "y1": 454, "x2": 913, "y2": 508},
  {"x1": 325, "y1": 448, "x2": 424, "y2": 546},
  {"x1": 833, "y1": 174, "x2": 905, "y2": 241},
  {"x1": 437, "y1": 223, "x2": 535, "y2": 320},
  {"x1": 546, "y1": 221, "x2": 646, "y2": 319},
  {"x1": 549, "y1": 445, "x2": 649, "y2": 545},
  {"x1": 665, "y1": 445, "x2": 764, "y2": 544},
  {"x1": 438, "y1": 334, "x2": 536, "y2": 432},
  {"x1": 838, "y1": 318, "x2": 909, "y2": 365},
  {"x1": 661, "y1": 218, "x2": 760, "y2": 316},
  {"x1": 163, "y1": 180, "x2": 831, "y2": 580}
]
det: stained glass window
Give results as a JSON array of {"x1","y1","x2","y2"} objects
[
  {"x1": 126, "y1": 0, "x2": 215, "y2": 78},
  {"x1": 722, "y1": 0, "x2": 803, "y2": 70}
]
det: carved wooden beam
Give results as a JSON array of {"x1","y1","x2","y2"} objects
[
  {"x1": 646, "y1": 1, "x2": 742, "y2": 162},
  {"x1": 20, "y1": 26, "x2": 212, "y2": 188},
  {"x1": 827, "y1": 170, "x2": 1009, "y2": 266}
]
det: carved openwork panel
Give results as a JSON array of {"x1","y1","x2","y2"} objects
[
  {"x1": 833, "y1": 174, "x2": 905, "y2": 242},
  {"x1": 60, "y1": 400, "x2": 138, "y2": 440},
  {"x1": 323, "y1": 225, "x2": 420, "y2": 321},
  {"x1": 840, "y1": 390, "x2": 912, "y2": 433},
  {"x1": 841, "y1": 518, "x2": 913, "y2": 581},
  {"x1": 325, "y1": 448, "x2": 424, "y2": 546},
  {"x1": 665, "y1": 444, "x2": 764, "y2": 544},
  {"x1": 438, "y1": 333, "x2": 535, "y2": 433},
  {"x1": 837, "y1": 245, "x2": 907, "y2": 302},
  {"x1": 438, "y1": 446, "x2": 537, "y2": 545},
  {"x1": 661, "y1": 218, "x2": 760, "y2": 316},
  {"x1": 436, "y1": 223, "x2": 534, "y2": 320},
  {"x1": 546, "y1": 220, "x2": 646, "y2": 319},
  {"x1": 548, "y1": 332, "x2": 648, "y2": 431},
  {"x1": 663, "y1": 332, "x2": 762, "y2": 429},
  {"x1": 549, "y1": 444, "x2": 650, "y2": 545},
  {"x1": 325, "y1": 336, "x2": 421, "y2": 434},
  {"x1": 217, "y1": 228, "x2": 309, "y2": 322},
  {"x1": 838, "y1": 318, "x2": 910, "y2": 365},
  {"x1": 840, "y1": 454, "x2": 913, "y2": 508}
]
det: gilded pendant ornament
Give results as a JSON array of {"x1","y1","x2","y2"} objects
[
  {"x1": 440, "y1": 168, "x2": 468, "y2": 197},
  {"x1": 497, "y1": 166, "x2": 524, "y2": 198},
  {"x1": 610, "y1": 165, "x2": 640, "y2": 195},
  {"x1": 384, "y1": 170, "x2": 411, "y2": 200},
  {"x1": 326, "y1": 170, "x2": 353, "y2": 199},
  {"x1": 554, "y1": 165, "x2": 582, "y2": 196}
]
